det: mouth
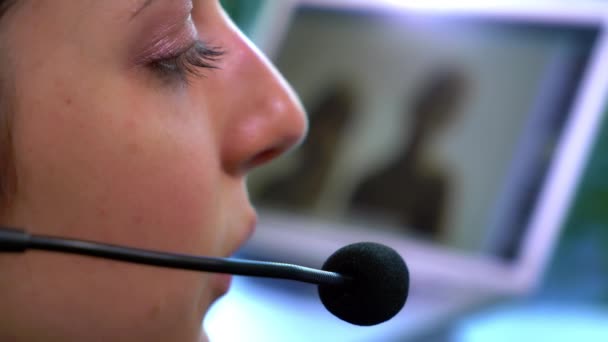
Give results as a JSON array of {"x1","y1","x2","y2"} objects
[
  {"x1": 231, "y1": 210, "x2": 258, "y2": 257},
  {"x1": 210, "y1": 211, "x2": 258, "y2": 295}
]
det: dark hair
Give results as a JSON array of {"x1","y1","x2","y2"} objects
[
  {"x1": 0, "y1": 0, "x2": 16, "y2": 213},
  {"x1": 0, "y1": 0, "x2": 15, "y2": 17}
]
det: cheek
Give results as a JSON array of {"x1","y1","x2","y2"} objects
[
  {"x1": 6, "y1": 78, "x2": 229, "y2": 336},
  {"x1": 12, "y1": 81, "x2": 225, "y2": 256},
  {"x1": 96, "y1": 138, "x2": 222, "y2": 253}
]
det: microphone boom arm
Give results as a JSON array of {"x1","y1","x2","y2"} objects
[{"x1": 0, "y1": 227, "x2": 350, "y2": 287}]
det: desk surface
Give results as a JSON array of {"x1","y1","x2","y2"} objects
[{"x1": 204, "y1": 276, "x2": 488, "y2": 342}]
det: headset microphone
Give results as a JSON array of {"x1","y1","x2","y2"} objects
[{"x1": 0, "y1": 227, "x2": 409, "y2": 326}]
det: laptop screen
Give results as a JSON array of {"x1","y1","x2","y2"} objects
[{"x1": 248, "y1": 7, "x2": 599, "y2": 262}]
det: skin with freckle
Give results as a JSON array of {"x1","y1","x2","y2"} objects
[{"x1": 0, "y1": 1, "x2": 306, "y2": 341}]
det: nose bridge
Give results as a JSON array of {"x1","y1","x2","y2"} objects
[{"x1": 220, "y1": 27, "x2": 308, "y2": 175}]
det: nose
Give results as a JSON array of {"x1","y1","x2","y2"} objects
[{"x1": 215, "y1": 26, "x2": 308, "y2": 176}]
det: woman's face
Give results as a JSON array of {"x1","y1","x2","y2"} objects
[{"x1": 0, "y1": 1, "x2": 306, "y2": 341}]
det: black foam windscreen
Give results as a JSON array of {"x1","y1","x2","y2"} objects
[{"x1": 318, "y1": 242, "x2": 409, "y2": 326}]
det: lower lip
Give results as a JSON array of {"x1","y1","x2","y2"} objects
[{"x1": 212, "y1": 273, "x2": 233, "y2": 294}]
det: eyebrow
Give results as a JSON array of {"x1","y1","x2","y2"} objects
[{"x1": 131, "y1": 0, "x2": 157, "y2": 20}]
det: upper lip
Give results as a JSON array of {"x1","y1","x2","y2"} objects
[{"x1": 228, "y1": 209, "x2": 257, "y2": 257}]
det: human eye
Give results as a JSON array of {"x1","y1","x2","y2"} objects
[{"x1": 147, "y1": 39, "x2": 225, "y2": 85}]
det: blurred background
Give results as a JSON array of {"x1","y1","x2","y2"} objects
[{"x1": 211, "y1": 1, "x2": 608, "y2": 341}]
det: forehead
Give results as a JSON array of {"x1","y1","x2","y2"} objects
[
  {"x1": 10, "y1": 0, "x2": 149, "y2": 22},
  {"x1": 7, "y1": 0, "x2": 198, "y2": 27}
]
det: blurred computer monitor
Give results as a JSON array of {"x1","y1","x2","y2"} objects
[
  {"x1": 207, "y1": 1, "x2": 608, "y2": 341},
  {"x1": 245, "y1": 0, "x2": 607, "y2": 294}
]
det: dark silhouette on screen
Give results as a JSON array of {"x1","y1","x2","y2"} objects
[
  {"x1": 256, "y1": 83, "x2": 354, "y2": 211},
  {"x1": 349, "y1": 68, "x2": 469, "y2": 238}
]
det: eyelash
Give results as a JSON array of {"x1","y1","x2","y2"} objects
[{"x1": 148, "y1": 40, "x2": 225, "y2": 85}]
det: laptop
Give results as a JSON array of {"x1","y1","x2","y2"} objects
[{"x1": 206, "y1": 1, "x2": 608, "y2": 341}]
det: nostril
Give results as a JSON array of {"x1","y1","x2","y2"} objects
[
  {"x1": 241, "y1": 123, "x2": 307, "y2": 173},
  {"x1": 244, "y1": 147, "x2": 284, "y2": 170},
  {"x1": 222, "y1": 114, "x2": 307, "y2": 176}
]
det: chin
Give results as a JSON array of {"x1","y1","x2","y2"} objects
[
  {"x1": 197, "y1": 278, "x2": 228, "y2": 318},
  {"x1": 198, "y1": 331, "x2": 210, "y2": 342}
]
